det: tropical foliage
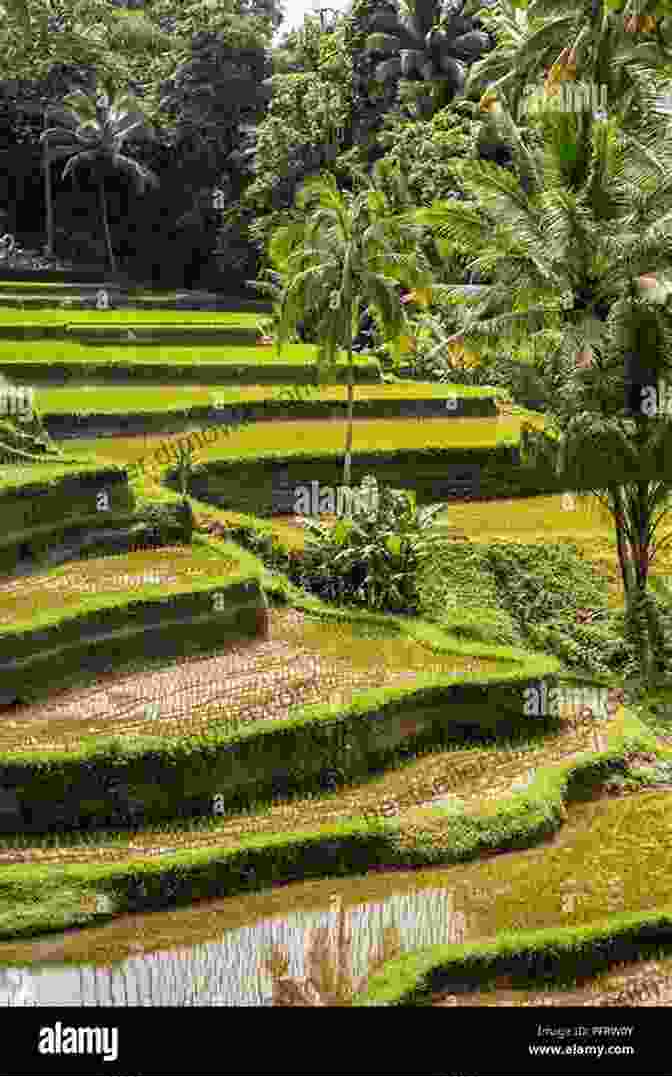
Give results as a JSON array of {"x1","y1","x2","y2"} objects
[
  {"x1": 392, "y1": 38, "x2": 672, "y2": 684},
  {"x1": 363, "y1": 0, "x2": 493, "y2": 117},
  {"x1": 262, "y1": 169, "x2": 432, "y2": 485},
  {"x1": 295, "y1": 475, "x2": 450, "y2": 612},
  {"x1": 40, "y1": 77, "x2": 159, "y2": 271}
]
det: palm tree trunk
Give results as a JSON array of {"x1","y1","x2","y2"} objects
[
  {"x1": 624, "y1": 483, "x2": 655, "y2": 687},
  {"x1": 344, "y1": 341, "x2": 354, "y2": 490},
  {"x1": 43, "y1": 146, "x2": 54, "y2": 258},
  {"x1": 634, "y1": 480, "x2": 666, "y2": 682},
  {"x1": 99, "y1": 179, "x2": 117, "y2": 274},
  {"x1": 611, "y1": 484, "x2": 636, "y2": 603}
]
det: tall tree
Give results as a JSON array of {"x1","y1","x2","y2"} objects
[
  {"x1": 363, "y1": 0, "x2": 494, "y2": 117},
  {"x1": 40, "y1": 77, "x2": 159, "y2": 272},
  {"x1": 466, "y1": 0, "x2": 672, "y2": 166},
  {"x1": 263, "y1": 169, "x2": 432, "y2": 487},
  {"x1": 399, "y1": 69, "x2": 672, "y2": 682}
]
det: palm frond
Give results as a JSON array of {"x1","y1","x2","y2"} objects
[{"x1": 61, "y1": 148, "x2": 101, "y2": 182}]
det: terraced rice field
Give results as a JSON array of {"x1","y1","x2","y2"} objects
[
  {"x1": 63, "y1": 415, "x2": 524, "y2": 474},
  {"x1": 0, "y1": 696, "x2": 616, "y2": 866},
  {"x1": 2, "y1": 284, "x2": 669, "y2": 1020},
  {"x1": 0, "y1": 546, "x2": 240, "y2": 628},
  {"x1": 0, "y1": 340, "x2": 350, "y2": 366},
  {"x1": 0, "y1": 310, "x2": 263, "y2": 324},
  {"x1": 0, "y1": 608, "x2": 509, "y2": 755},
  {"x1": 34, "y1": 381, "x2": 497, "y2": 413}
]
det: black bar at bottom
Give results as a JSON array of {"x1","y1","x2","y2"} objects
[{"x1": 0, "y1": 1007, "x2": 666, "y2": 1074}]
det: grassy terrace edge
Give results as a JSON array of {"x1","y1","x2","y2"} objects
[
  {"x1": 0, "y1": 459, "x2": 128, "y2": 495},
  {"x1": 356, "y1": 708, "x2": 672, "y2": 1005},
  {"x1": 38, "y1": 385, "x2": 501, "y2": 430},
  {"x1": 0, "y1": 586, "x2": 560, "y2": 828},
  {"x1": 0, "y1": 345, "x2": 383, "y2": 384},
  {"x1": 0, "y1": 704, "x2": 656, "y2": 951}
]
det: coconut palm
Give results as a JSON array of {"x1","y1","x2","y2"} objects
[
  {"x1": 40, "y1": 77, "x2": 159, "y2": 273},
  {"x1": 466, "y1": 0, "x2": 672, "y2": 163},
  {"x1": 397, "y1": 75, "x2": 672, "y2": 683},
  {"x1": 260, "y1": 169, "x2": 432, "y2": 489},
  {"x1": 364, "y1": 0, "x2": 494, "y2": 116},
  {"x1": 401, "y1": 67, "x2": 672, "y2": 372}
]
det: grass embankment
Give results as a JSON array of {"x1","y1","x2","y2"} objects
[
  {"x1": 0, "y1": 459, "x2": 125, "y2": 492},
  {"x1": 0, "y1": 340, "x2": 364, "y2": 367},
  {"x1": 0, "y1": 543, "x2": 242, "y2": 630},
  {"x1": 0, "y1": 311, "x2": 263, "y2": 326},
  {"x1": 0, "y1": 605, "x2": 513, "y2": 754},
  {"x1": 0, "y1": 698, "x2": 616, "y2": 866},
  {"x1": 63, "y1": 415, "x2": 525, "y2": 471},
  {"x1": 34, "y1": 382, "x2": 501, "y2": 415},
  {"x1": 0, "y1": 700, "x2": 663, "y2": 956}
]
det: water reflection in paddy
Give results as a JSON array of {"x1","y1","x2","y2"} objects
[
  {"x1": 3, "y1": 789, "x2": 672, "y2": 1006},
  {"x1": 1, "y1": 881, "x2": 468, "y2": 1006}
]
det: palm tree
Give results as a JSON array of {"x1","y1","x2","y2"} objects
[
  {"x1": 364, "y1": 0, "x2": 493, "y2": 116},
  {"x1": 41, "y1": 104, "x2": 78, "y2": 260},
  {"x1": 40, "y1": 78, "x2": 159, "y2": 274},
  {"x1": 397, "y1": 73, "x2": 672, "y2": 683},
  {"x1": 466, "y1": 0, "x2": 672, "y2": 164},
  {"x1": 261, "y1": 169, "x2": 432, "y2": 490}
]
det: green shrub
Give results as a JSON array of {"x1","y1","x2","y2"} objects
[{"x1": 294, "y1": 477, "x2": 450, "y2": 613}]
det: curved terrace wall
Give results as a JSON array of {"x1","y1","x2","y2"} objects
[{"x1": 0, "y1": 594, "x2": 560, "y2": 834}]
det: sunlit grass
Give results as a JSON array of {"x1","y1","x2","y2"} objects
[
  {"x1": 0, "y1": 545, "x2": 240, "y2": 628},
  {"x1": 35, "y1": 381, "x2": 500, "y2": 415},
  {"x1": 0, "y1": 608, "x2": 507, "y2": 754},
  {"x1": 0, "y1": 310, "x2": 262, "y2": 325},
  {"x1": 0, "y1": 701, "x2": 608, "y2": 864},
  {"x1": 61, "y1": 416, "x2": 524, "y2": 472},
  {"x1": 0, "y1": 340, "x2": 362, "y2": 366}
]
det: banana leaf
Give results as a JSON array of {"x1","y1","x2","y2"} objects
[
  {"x1": 425, "y1": 28, "x2": 447, "y2": 48},
  {"x1": 368, "y1": 10, "x2": 404, "y2": 34},
  {"x1": 401, "y1": 0, "x2": 437, "y2": 38},
  {"x1": 439, "y1": 14, "x2": 474, "y2": 40},
  {"x1": 441, "y1": 0, "x2": 466, "y2": 16},
  {"x1": 368, "y1": 12, "x2": 423, "y2": 51}
]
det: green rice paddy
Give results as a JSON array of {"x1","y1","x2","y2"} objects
[
  {"x1": 33, "y1": 381, "x2": 501, "y2": 414},
  {"x1": 1, "y1": 278, "x2": 670, "y2": 1012},
  {"x1": 64, "y1": 415, "x2": 521, "y2": 472},
  {"x1": 0, "y1": 544, "x2": 241, "y2": 629}
]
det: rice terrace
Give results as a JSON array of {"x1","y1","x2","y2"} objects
[{"x1": 4, "y1": 0, "x2": 672, "y2": 1066}]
